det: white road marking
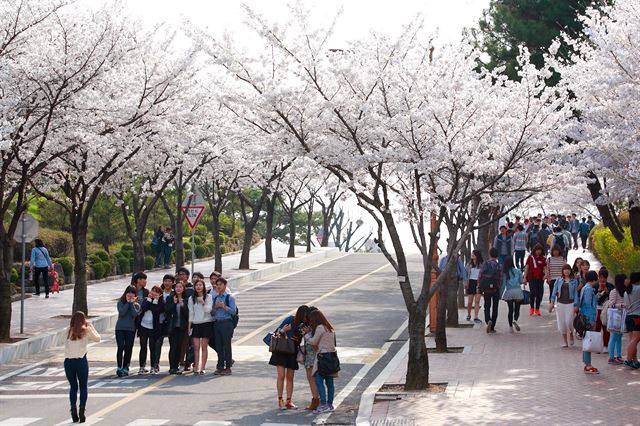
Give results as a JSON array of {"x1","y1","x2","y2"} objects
[
  {"x1": 314, "y1": 319, "x2": 409, "y2": 425},
  {"x1": 0, "y1": 360, "x2": 49, "y2": 382},
  {"x1": 53, "y1": 418, "x2": 103, "y2": 426},
  {"x1": 260, "y1": 424, "x2": 299, "y2": 426},
  {"x1": 0, "y1": 393, "x2": 129, "y2": 399},
  {"x1": 0, "y1": 419, "x2": 41, "y2": 426},
  {"x1": 194, "y1": 422, "x2": 233, "y2": 426},
  {"x1": 125, "y1": 420, "x2": 169, "y2": 426}
]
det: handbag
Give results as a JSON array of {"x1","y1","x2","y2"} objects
[
  {"x1": 269, "y1": 332, "x2": 296, "y2": 355},
  {"x1": 600, "y1": 300, "x2": 611, "y2": 326},
  {"x1": 522, "y1": 288, "x2": 530, "y2": 305},
  {"x1": 607, "y1": 307, "x2": 626, "y2": 334},
  {"x1": 582, "y1": 330, "x2": 604, "y2": 353},
  {"x1": 317, "y1": 352, "x2": 340, "y2": 376}
]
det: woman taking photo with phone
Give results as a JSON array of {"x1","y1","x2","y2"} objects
[
  {"x1": 188, "y1": 278, "x2": 213, "y2": 374},
  {"x1": 138, "y1": 286, "x2": 165, "y2": 375},
  {"x1": 115, "y1": 286, "x2": 140, "y2": 377},
  {"x1": 64, "y1": 311, "x2": 100, "y2": 423}
]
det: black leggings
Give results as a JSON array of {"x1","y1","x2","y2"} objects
[
  {"x1": 169, "y1": 326, "x2": 186, "y2": 370},
  {"x1": 515, "y1": 250, "x2": 526, "y2": 270},
  {"x1": 115, "y1": 329, "x2": 135, "y2": 369},
  {"x1": 138, "y1": 329, "x2": 158, "y2": 368},
  {"x1": 33, "y1": 267, "x2": 49, "y2": 295},
  {"x1": 507, "y1": 301, "x2": 521, "y2": 326},
  {"x1": 580, "y1": 235, "x2": 588, "y2": 250},
  {"x1": 529, "y1": 280, "x2": 544, "y2": 310}
]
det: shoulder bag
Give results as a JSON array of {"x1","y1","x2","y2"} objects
[
  {"x1": 269, "y1": 332, "x2": 296, "y2": 355},
  {"x1": 317, "y1": 333, "x2": 340, "y2": 376}
]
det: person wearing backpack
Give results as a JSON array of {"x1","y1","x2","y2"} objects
[
  {"x1": 479, "y1": 247, "x2": 503, "y2": 333},
  {"x1": 579, "y1": 271, "x2": 600, "y2": 374},
  {"x1": 551, "y1": 227, "x2": 570, "y2": 260},
  {"x1": 212, "y1": 277, "x2": 236, "y2": 376},
  {"x1": 537, "y1": 223, "x2": 551, "y2": 255},
  {"x1": 623, "y1": 272, "x2": 640, "y2": 369},
  {"x1": 606, "y1": 274, "x2": 627, "y2": 365}
]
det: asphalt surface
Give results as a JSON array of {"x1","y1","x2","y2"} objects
[{"x1": 0, "y1": 253, "x2": 413, "y2": 426}]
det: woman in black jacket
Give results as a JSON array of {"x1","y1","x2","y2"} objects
[
  {"x1": 165, "y1": 281, "x2": 189, "y2": 374},
  {"x1": 137, "y1": 285, "x2": 164, "y2": 375}
]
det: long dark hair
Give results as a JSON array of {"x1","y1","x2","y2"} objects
[
  {"x1": 503, "y1": 257, "x2": 516, "y2": 279},
  {"x1": 309, "y1": 309, "x2": 334, "y2": 333},
  {"x1": 34, "y1": 239, "x2": 44, "y2": 248},
  {"x1": 470, "y1": 250, "x2": 483, "y2": 267},
  {"x1": 614, "y1": 274, "x2": 627, "y2": 297},
  {"x1": 131, "y1": 272, "x2": 147, "y2": 287},
  {"x1": 191, "y1": 280, "x2": 207, "y2": 305},
  {"x1": 119, "y1": 285, "x2": 137, "y2": 303},
  {"x1": 294, "y1": 305, "x2": 310, "y2": 331},
  {"x1": 572, "y1": 258, "x2": 583, "y2": 275},
  {"x1": 67, "y1": 311, "x2": 87, "y2": 341}
]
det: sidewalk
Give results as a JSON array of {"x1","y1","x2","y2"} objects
[
  {"x1": 1, "y1": 241, "x2": 339, "y2": 364},
  {"x1": 368, "y1": 249, "x2": 640, "y2": 425}
]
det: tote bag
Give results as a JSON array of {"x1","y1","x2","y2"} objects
[
  {"x1": 607, "y1": 308, "x2": 627, "y2": 334},
  {"x1": 582, "y1": 331, "x2": 604, "y2": 353}
]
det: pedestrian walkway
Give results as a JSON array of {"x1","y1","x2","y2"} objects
[
  {"x1": 368, "y1": 249, "x2": 640, "y2": 425},
  {"x1": 1, "y1": 242, "x2": 337, "y2": 364},
  {"x1": 0, "y1": 418, "x2": 306, "y2": 426}
]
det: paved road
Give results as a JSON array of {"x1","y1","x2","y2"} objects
[{"x1": 0, "y1": 254, "x2": 409, "y2": 426}]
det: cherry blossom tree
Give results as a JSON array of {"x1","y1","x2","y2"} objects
[
  {"x1": 556, "y1": 0, "x2": 640, "y2": 245},
  {"x1": 194, "y1": 3, "x2": 569, "y2": 389}
]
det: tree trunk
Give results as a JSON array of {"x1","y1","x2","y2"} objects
[
  {"x1": 0, "y1": 235, "x2": 14, "y2": 341},
  {"x1": 71, "y1": 223, "x2": 89, "y2": 315},
  {"x1": 405, "y1": 305, "x2": 429, "y2": 390},
  {"x1": 212, "y1": 213, "x2": 223, "y2": 273},
  {"x1": 587, "y1": 172, "x2": 624, "y2": 242},
  {"x1": 446, "y1": 267, "x2": 459, "y2": 327},
  {"x1": 630, "y1": 204, "x2": 640, "y2": 248},
  {"x1": 239, "y1": 225, "x2": 254, "y2": 270},
  {"x1": 265, "y1": 195, "x2": 276, "y2": 263},
  {"x1": 132, "y1": 236, "x2": 145, "y2": 272},
  {"x1": 306, "y1": 200, "x2": 314, "y2": 253},
  {"x1": 435, "y1": 272, "x2": 448, "y2": 352},
  {"x1": 288, "y1": 210, "x2": 296, "y2": 258},
  {"x1": 174, "y1": 192, "x2": 185, "y2": 268},
  {"x1": 321, "y1": 209, "x2": 331, "y2": 247}
]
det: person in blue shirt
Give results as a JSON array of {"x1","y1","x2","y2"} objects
[
  {"x1": 578, "y1": 217, "x2": 591, "y2": 252},
  {"x1": 580, "y1": 271, "x2": 600, "y2": 374},
  {"x1": 30, "y1": 239, "x2": 53, "y2": 298},
  {"x1": 212, "y1": 277, "x2": 236, "y2": 376}
]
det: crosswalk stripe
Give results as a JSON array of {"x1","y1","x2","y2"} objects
[
  {"x1": 53, "y1": 418, "x2": 103, "y2": 426},
  {"x1": 193, "y1": 422, "x2": 233, "y2": 426},
  {"x1": 125, "y1": 420, "x2": 169, "y2": 426},
  {"x1": 0, "y1": 419, "x2": 41, "y2": 426}
]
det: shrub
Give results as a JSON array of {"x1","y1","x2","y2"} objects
[
  {"x1": 117, "y1": 257, "x2": 129, "y2": 275},
  {"x1": 194, "y1": 235, "x2": 206, "y2": 246},
  {"x1": 37, "y1": 228, "x2": 73, "y2": 258},
  {"x1": 183, "y1": 241, "x2": 192, "y2": 251},
  {"x1": 56, "y1": 257, "x2": 73, "y2": 278},
  {"x1": 592, "y1": 226, "x2": 640, "y2": 275},
  {"x1": 121, "y1": 244, "x2": 133, "y2": 251},
  {"x1": 10, "y1": 267, "x2": 18, "y2": 283},
  {"x1": 88, "y1": 255, "x2": 102, "y2": 266},
  {"x1": 195, "y1": 245, "x2": 206, "y2": 258},
  {"x1": 94, "y1": 250, "x2": 110, "y2": 262},
  {"x1": 100, "y1": 261, "x2": 113, "y2": 277},
  {"x1": 91, "y1": 262, "x2": 106, "y2": 280},
  {"x1": 144, "y1": 256, "x2": 155, "y2": 270}
]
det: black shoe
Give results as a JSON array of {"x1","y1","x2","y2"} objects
[
  {"x1": 70, "y1": 405, "x2": 79, "y2": 423},
  {"x1": 45, "y1": 294, "x2": 49, "y2": 298},
  {"x1": 79, "y1": 406, "x2": 86, "y2": 423}
]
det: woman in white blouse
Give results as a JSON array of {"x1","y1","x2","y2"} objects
[
  {"x1": 64, "y1": 311, "x2": 101, "y2": 423},
  {"x1": 188, "y1": 278, "x2": 213, "y2": 374}
]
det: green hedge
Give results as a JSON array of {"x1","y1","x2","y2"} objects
[
  {"x1": 144, "y1": 256, "x2": 155, "y2": 270},
  {"x1": 94, "y1": 250, "x2": 110, "y2": 262},
  {"x1": 37, "y1": 228, "x2": 73, "y2": 258},
  {"x1": 55, "y1": 257, "x2": 73, "y2": 278},
  {"x1": 592, "y1": 226, "x2": 640, "y2": 275}
]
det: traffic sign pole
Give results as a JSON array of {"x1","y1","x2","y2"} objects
[{"x1": 191, "y1": 228, "x2": 196, "y2": 278}]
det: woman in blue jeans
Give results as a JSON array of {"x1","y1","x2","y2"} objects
[
  {"x1": 64, "y1": 311, "x2": 101, "y2": 423},
  {"x1": 579, "y1": 271, "x2": 599, "y2": 374},
  {"x1": 306, "y1": 309, "x2": 338, "y2": 414}
]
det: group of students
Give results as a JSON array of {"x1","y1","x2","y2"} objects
[
  {"x1": 114, "y1": 267, "x2": 237, "y2": 377},
  {"x1": 462, "y1": 212, "x2": 640, "y2": 375}
]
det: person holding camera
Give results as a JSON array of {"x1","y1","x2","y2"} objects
[
  {"x1": 138, "y1": 285, "x2": 165, "y2": 375},
  {"x1": 188, "y1": 278, "x2": 213, "y2": 374},
  {"x1": 115, "y1": 286, "x2": 140, "y2": 377}
]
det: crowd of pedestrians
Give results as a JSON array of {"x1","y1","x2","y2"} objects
[{"x1": 461, "y1": 213, "x2": 640, "y2": 375}]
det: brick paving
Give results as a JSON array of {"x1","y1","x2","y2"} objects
[{"x1": 371, "y1": 249, "x2": 640, "y2": 426}]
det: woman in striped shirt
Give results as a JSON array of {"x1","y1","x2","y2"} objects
[{"x1": 546, "y1": 245, "x2": 565, "y2": 306}]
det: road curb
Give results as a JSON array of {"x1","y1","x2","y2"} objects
[{"x1": 0, "y1": 248, "x2": 340, "y2": 365}]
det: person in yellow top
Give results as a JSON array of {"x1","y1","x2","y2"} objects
[{"x1": 64, "y1": 311, "x2": 101, "y2": 423}]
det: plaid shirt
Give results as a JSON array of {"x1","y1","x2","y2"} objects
[{"x1": 514, "y1": 231, "x2": 528, "y2": 251}]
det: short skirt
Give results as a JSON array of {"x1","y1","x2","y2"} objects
[
  {"x1": 466, "y1": 279, "x2": 478, "y2": 295},
  {"x1": 269, "y1": 350, "x2": 299, "y2": 370},
  {"x1": 191, "y1": 322, "x2": 212, "y2": 339}
]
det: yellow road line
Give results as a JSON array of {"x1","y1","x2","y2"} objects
[
  {"x1": 90, "y1": 374, "x2": 175, "y2": 419},
  {"x1": 234, "y1": 262, "x2": 391, "y2": 346}
]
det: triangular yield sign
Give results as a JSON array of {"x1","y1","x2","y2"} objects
[{"x1": 181, "y1": 205, "x2": 205, "y2": 230}]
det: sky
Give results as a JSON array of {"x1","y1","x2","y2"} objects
[{"x1": 122, "y1": 0, "x2": 491, "y2": 254}]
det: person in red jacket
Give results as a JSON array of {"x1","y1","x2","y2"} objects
[{"x1": 524, "y1": 243, "x2": 547, "y2": 316}]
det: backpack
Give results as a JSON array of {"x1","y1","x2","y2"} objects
[
  {"x1": 554, "y1": 235, "x2": 566, "y2": 252},
  {"x1": 529, "y1": 228, "x2": 539, "y2": 248},
  {"x1": 479, "y1": 260, "x2": 500, "y2": 293},
  {"x1": 225, "y1": 294, "x2": 239, "y2": 328}
]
